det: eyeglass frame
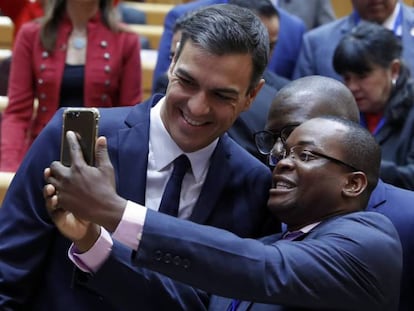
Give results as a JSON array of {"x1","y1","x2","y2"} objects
[
  {"x1": 272, "y1": 145, "x2": 360, "y2": 172},
  {"x1": 254, "y1": 123, "x2": 300, "y2": 155}
]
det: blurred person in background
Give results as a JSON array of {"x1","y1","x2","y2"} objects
[
  {"x1": 0, "y1": 0, "x2": 142, "y2": 172},
  {"x1": 333, "y1": 21, "x2": 414, "y2": 190}
]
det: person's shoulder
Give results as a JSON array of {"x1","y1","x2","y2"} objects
[
  {"x1": 18, "y1": 19, "x2": 42, "y2": 35},
  {"x1": 402, "y1": 2, "x2": 414, "y2": 19},
  {"x1": 303, "y1": 16, "x2": 348, "y2": 39},
  {"x1": 278, "y1": 7, "x2": 306, "y2": 31},
  {"x1": 220, "y1": 134, "x2": 270, "y2": 173}
]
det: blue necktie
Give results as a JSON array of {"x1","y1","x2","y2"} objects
[{"x1": 158, "y1": 155, "x2": 190, "y2": 217}]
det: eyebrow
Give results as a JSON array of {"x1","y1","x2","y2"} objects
[
  {"x1": 286, "y1": 140, "x2": 317, "y2": 149},
  {"x1": 174, "y1": 68, "x2": 241, "y2": 97}
]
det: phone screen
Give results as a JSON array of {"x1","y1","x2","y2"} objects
[{"x1": 60, "y1": 108, "x2": 100, "y2": 166}]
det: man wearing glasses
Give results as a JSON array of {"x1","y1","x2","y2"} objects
[
  {"x1": 254, "y1": 75, "x2": 414, "y2": 311},
  {"x1": 44, "y1": 112, "x2": 402, "y2": 309}
]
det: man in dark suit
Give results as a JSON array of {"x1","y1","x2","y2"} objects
[
  {"x1": 152, "y1": 0, "x2": 305, "y2": 92},
  {"x1": 257, "y1": 75, "x2": 414, "y2": 311},
  {"x1": 45, "y1": 114, "x2": 402, "y2": 311},
  {"x1": 152, "y1": 0, "x2": 288, "y2": 163},
  {"x1": 293, "y1": 0, "x2": 414, "y2": 80},
  {"x1": 0, "y1": 5, "x2": 274, "y2": 310}
]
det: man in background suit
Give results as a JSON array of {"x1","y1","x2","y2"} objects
[
  {"x1": 293, "y1": 0, "x2": 414, "y2": 80},
  {"x1": 276, "y1": 0, "x2": 336, "y2": 30},
  {"x1": 152, "y1": 0, "x2": 305, "y2": 92},
  {"x1": 45, "y1": 114, "x2": 402, "y2": 311},
  {"x1": 0, "y1": 5, "x2": 274, "y2": 310}
]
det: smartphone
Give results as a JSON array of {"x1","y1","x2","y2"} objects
[{"x1": 60, "y1": 108, "x2": 100, "y2": 166}]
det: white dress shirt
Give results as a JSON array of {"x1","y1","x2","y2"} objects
[{"x1": 70, "y1": 97, "x2": 218, "y2": 271}]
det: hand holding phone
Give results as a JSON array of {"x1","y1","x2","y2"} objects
[{"x1": 60, "y1": 108, "x2": 100, "y2": 166}]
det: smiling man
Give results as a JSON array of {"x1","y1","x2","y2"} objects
[
  {"x1": 45, "y1": 116, "x2": 402, "y2": 311},
  {"x1": 0, "y1": 4, "x2": 274, "y2": 311}
]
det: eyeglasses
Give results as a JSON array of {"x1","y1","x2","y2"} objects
[
  {"x1": 271, "y1": 145, "x2": 360, "y2": 171},
  {"x1": 254, "y1": 124, "x2": 300, "y2": 155}
]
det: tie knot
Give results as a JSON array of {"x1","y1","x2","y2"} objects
[
  {"x1": 172, "y1": 155, "x2": 190, "y2": 178},
  {"x1": 282, "y1": 230, "x2": 304, "y2": 241}
]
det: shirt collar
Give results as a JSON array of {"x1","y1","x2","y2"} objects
[
  {"x1": 382, "y1": 2, "x2": 402, "y2": 35},
  {"x1": 149, "y1": 97, "x2": 218, "y2": 182}
]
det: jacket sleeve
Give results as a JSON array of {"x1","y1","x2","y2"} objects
[
  {"x1": 0, "y1": 23, "x2": 37, "y2": 171},
  {"x1": 75, "y1": 240, "x2": 209, "y2": 311},
  {"x1": 0, "y1": 111, "x2": 62, "y2": 308},
  {"x1": 133, "y1": 211, "x2": 401, "y2": 311}
]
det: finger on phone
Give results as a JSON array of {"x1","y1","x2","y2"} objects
[{"x1": 66, "y1": 131, "x2": 85, "y2": 166}]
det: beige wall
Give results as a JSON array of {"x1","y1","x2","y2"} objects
[{"x1": 331, "y1": 0, "x2": 413, "y2": 18}]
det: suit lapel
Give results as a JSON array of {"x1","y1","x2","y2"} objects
[
  {"x1": 111, "y1": 96, "x2": 161, "y2": 204},
  {"x1": 189, "y1": 135, "x2": 232, "y2": 224}
]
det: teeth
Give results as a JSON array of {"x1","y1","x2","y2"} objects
[
  {"x1": 276, "y1": 181, "x2": 292, "y2": 189},
  {"x1": 183, "y1": 113, "x2": 204, "y2": 126}
]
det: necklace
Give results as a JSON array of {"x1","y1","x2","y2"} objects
[{"x1": 72, "y1": 37, "x2": 86, "y2": 50}]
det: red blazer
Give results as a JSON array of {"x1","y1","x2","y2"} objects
[{"x1": 1, "y1": 12, "x2": 142, "y2": 172}]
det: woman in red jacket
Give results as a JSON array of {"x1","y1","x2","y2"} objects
[{"x1": 0, "y1": 0, "x2": 142, "y2": 172}]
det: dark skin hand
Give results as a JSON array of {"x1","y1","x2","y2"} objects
[{"x1": 44, "y1": 131, "x2": 127, "y2": 251}]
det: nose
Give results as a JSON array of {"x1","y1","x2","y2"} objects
[
  {"x1": 345, "y1": 77, "x2": 360, "y2": 93},
  {"x1": 187, "y1": 91, "x2": 211, "y2": 116},
  {"x1": 273, "y1": 153, "x2": 295, "y2": 174}
]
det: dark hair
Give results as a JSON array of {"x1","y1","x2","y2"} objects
[
  {"x1": 317, "y1": 116, "x2": 381, "y2": 195},
  {"x1": 40, "y1": 0, "x2": 119, "y2": 52},
  {"x1": 228, "y1": 0, "x2": 279, "y2": 18},
  {"x1": 174, "y1": 4, "x2": 269, "y2": 92},
  {"x1": 333, "y1": 21, "x2": 402, "y2": 75}
]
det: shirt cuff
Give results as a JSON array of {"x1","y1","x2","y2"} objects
[
  {"x1": 112, "y1": 200, "x2": 147, "y2": 250},
  {"x1": 69, "y1": 228, "x2": 113, "y2": 273}
]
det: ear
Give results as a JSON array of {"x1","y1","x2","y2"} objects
[
  {"x1": 390, "y1": 59, "x2": 401, "y2": 81},
  {"x1": 242, "y1": 78, "x2": 265, "y2": 112},
  {"x1": 342, "y1": 171, "x2": 368, "y2": 198}
]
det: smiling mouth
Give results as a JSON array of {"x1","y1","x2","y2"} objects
[
  {"x1": 182, "y1": 112, "x2": 206, "y2": 126},
  {"x1": 274, "y1": 181, "x2": 295, "y2": 189}
]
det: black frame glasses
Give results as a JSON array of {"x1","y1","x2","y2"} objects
[
  {"x1": 273, "y1": 145, "x2": 360, "y2": 172},
  {"x1": 254, "y1": 124, "x2": 300, "y2": 155}
]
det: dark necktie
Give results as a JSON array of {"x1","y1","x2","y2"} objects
[
  {"x1": 227, "y1": 230, "x2": 305, "y2": 310},
  {"x1": 158, "y1": 155, "x2": 190, "y2": 217}
]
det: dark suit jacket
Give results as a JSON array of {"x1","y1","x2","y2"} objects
[
  {"x1": 132, "y1": 210, "x2": 401, "y2": 311},
  {"x1": 0, "y1": 95, "x2": 273, "y2": 310},
  {"x1": 152, "y1": 0, "x2": 305, "y2": 92},
  {"x1": 367, "y1": 180, "x2": 414, "y2": 311},
  {"x1": 293, "y1": 4, "x2": 414, "y2": 80}
]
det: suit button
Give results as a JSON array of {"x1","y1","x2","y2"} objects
[
  {"x1": 104, "y1": 65, "x2": 111, "y2": 73},
  {"x1": 39, "y1": 93, "x2": 46, "y2": 99},
  {"x1": 40, "y1": 106, "x2": 47, "y2": 112},
  {"x1": 42, "y1": 51, "x2": 49, "y2": 58},
  {"x1": 173, "y1": 256, "x2": 181, "y2": 266},
  {"x1": 182, "y1": 259, "x2": 190, "y2": 269},
  {"x1": 104, "y1": 52, "x2": 110, "y2": 60},
  {"x1": 101, "y1": 94, "x2": 108, "y2": 102},
  {"x1": 163, "y1": 253, "x2": 172, "y2": 264},
  {"x1": 154, "y1": 250, "x2": 162, "y2": 261}
]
